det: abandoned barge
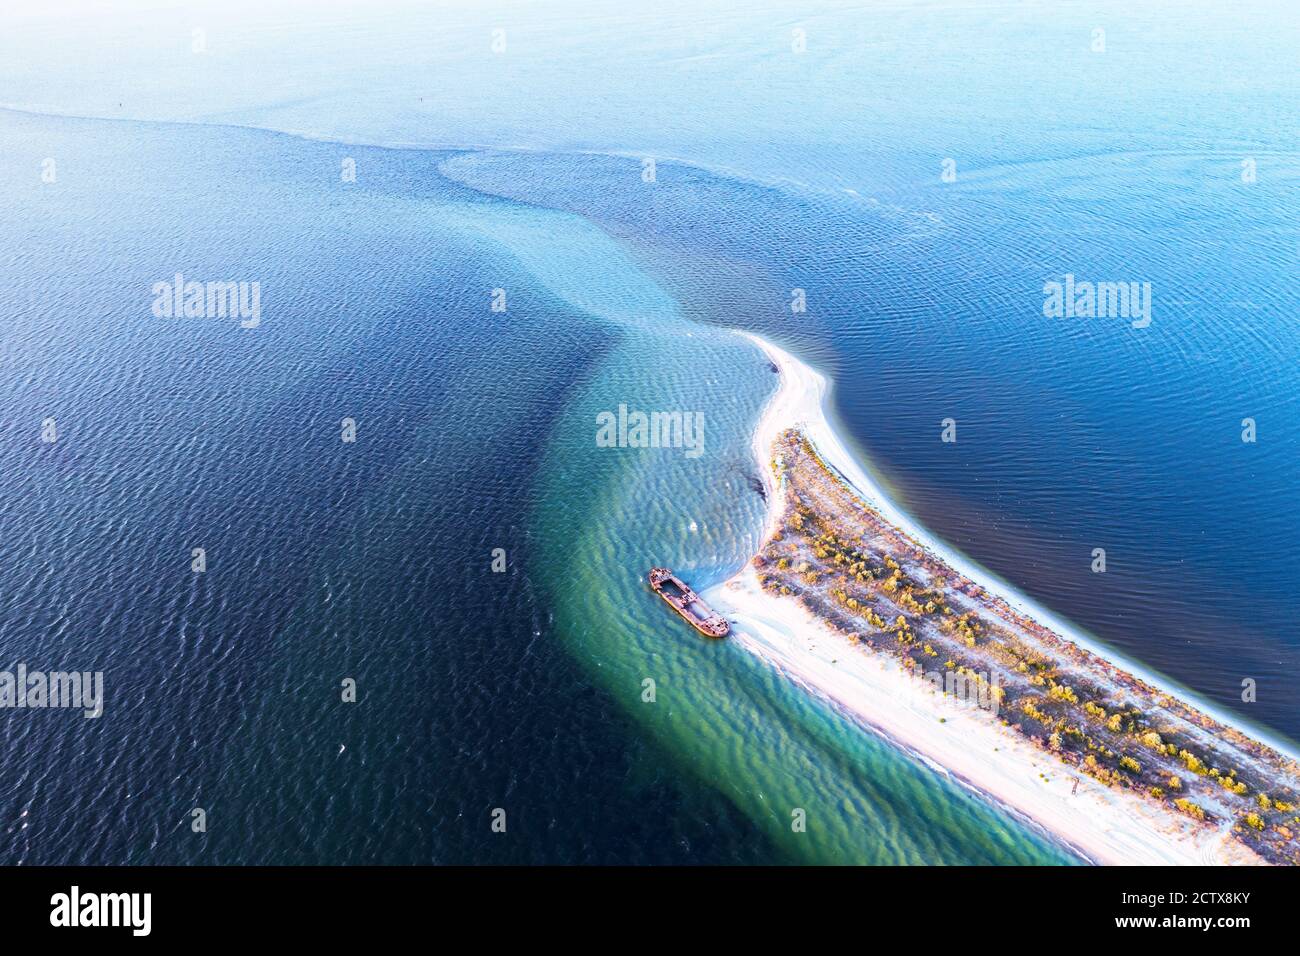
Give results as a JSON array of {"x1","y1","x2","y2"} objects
[{"x1": 647, "y1": 567, "x2": 729, "y2": 638}]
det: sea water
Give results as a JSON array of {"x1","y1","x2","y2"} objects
[{"x1": 2, "y1": 0, "x2": 1296, "y2": 863}]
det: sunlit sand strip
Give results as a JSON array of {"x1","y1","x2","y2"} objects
[{"x1": 704, "y1": 331, "x2": 1268, "y2": 865}]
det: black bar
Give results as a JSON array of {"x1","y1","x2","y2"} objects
[{"x1": 0, "y1": 865, "x2": 1284, "y2": 941}]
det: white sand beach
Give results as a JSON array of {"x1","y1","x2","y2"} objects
[{"x1": 703, "y1": 331, "x2": 1267, "y2": 865}]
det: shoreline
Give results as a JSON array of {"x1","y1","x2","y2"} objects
[{"x1": 705, "y1": 330, "x2": 1282, "y2": 865}]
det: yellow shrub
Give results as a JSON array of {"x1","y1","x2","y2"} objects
[{"x1": 1047, "y1": 684, "x2": 1079, "y2": 705}]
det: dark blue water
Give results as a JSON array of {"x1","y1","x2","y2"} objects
[{"x1": 1, "y1": 111, "x2": 787, "y2": 864}]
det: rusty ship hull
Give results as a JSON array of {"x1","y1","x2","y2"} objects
[{"x1": 647, "y1": 567, "x2": 729, "y2": 638}]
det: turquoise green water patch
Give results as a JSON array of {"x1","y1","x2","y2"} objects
[{"x1": 488, "y1": 187, "x2": 1080, "y2": 864}]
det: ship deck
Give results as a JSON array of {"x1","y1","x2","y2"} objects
[{"x1": 648, "y1": 568, "x2": 729, "y2": 637}]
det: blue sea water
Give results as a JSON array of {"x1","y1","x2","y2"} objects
[{"x1": 1, "y1": 0, "x2": 1297, "y2": 864}]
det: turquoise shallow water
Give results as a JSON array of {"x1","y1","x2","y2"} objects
[
  {"x1": 2, "y1": 0, "x2": 1297, "y2": 863},
  {"x1": 511, "y1": 201, "x2": 1078, "y2": 865}
]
